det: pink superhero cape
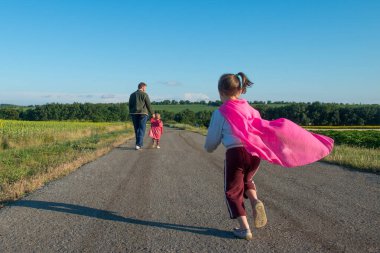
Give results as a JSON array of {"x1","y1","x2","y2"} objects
[{"x1": 219, "y1": 99, "x2": 334, "y2": 168}]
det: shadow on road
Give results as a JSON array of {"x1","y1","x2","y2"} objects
[
  {"x1": 12, "y1": 200, "x2": 233, "y2": 239},
  {"x1": 115, "y1": 146, "x2": 137, "y2": 151}
]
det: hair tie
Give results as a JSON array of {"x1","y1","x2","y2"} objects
[{"x1": 235, "y1": 74, "x2": 242, "y2": 87}]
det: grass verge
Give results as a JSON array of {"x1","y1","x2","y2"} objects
[
  {"x1": 0, "y1": 129, "x2": 133, "y2": 203},
  {"x1": 167, "y1": 123, "x2": 380, "y2": 173},
  {"x1": 322, "y1": 145, "x2": 379, "y2": 173},
  {"x1": 166, "y1": 123, "x2": 208, "y2": 135}
]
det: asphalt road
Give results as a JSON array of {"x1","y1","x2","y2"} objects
[{"x1": 0, "y1": 128, "x2": 379, "y2": 252}]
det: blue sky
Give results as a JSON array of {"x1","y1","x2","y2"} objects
[{"x1": 0, "y1": 0, "x2": 379, "y2": 105}]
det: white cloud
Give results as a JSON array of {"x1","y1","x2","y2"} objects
[
  {"x1": 79, "y1": 94, "x2": 94, "y2": 98},
  {"x1": 183, "y1": 93, "x2": 210, "y2": 102},
  {"x1": 0, "y1": 91, "x2": 214, "y2": 105},
  {"x1": 157, "y1": 80, "x2": 182, "y2": 87},
  {"x1": 100, "y1": 94, "x2": 116, "y2": 99},
  {"x1": 150, "y1": 95, "x2": 180, "y2": 102}
]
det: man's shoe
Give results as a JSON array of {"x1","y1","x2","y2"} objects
[
  {"x1": 233, "y1": 228, "x2": 252, "y2": 240},
  {"x1": 135, "y1": 146, "x2": 141, "y2": 150}
]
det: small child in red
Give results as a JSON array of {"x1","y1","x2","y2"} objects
[{"x1": 149, "y1": 113, "x2": 163, "y2": 148}]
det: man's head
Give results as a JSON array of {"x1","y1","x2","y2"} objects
[{"x1": 138, "y1": 82, "x2": 147, "y2": 92}]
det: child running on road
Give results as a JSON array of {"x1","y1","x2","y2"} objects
[
  {"x1": 204, "y1": 72, "x2": 334, "y2": 240},
  {"x1": 149, "y1": 113, "x2": 164, "y2": 149}
]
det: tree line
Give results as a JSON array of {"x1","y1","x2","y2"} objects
[
  {"x1": 155, "y1": 102, "x2": 380, "y2": 127},
  {"x1": 0, "y1": 102, "x2": 379, "y2": 126},
  {"x1": 253, "y1": 102, "x2": 380, "y2": 126},
  {"x1": 0, "y1": 103, "x2": 129, "y2": 122}
]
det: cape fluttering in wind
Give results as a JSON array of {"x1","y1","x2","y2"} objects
[{"x1": 219, "y1": 99, "x2": 334, "y2": 168}]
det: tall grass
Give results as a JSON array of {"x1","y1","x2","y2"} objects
[
  {"x1": 0, "y1": 120, "x2": 126, "y2": 150},
  {"x1": 323, "y1": 145, "x2": 379, "y2": 172},
  {"x1": 0, "y1": 120, "x2": 125, "y2": 150},
  {"x1": 0, "y1": 120, "x2": 133, "y2": 203}
]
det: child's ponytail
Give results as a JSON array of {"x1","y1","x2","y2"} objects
[
  {"x1": 235, "y1": 72, "x2": 253, "y2": 94},
  {"x1": 218, "y1": 72, "x2": 253, "y2": 96}
]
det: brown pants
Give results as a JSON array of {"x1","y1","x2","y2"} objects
[{"x1": 224, "y1": 147, "x2": 261, "y2": 219}]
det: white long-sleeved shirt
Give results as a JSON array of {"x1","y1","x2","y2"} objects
[{"x1": 204, "y1": 109, "x2": 243, "y2": 152}]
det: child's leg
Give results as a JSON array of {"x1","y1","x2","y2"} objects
[
  {"x1": 245, "y1": 189, "x2": 258, "y2": 203},
  {"x1": 225, "y1": 148, "x2": 249, "y2": 230},
  {"x1": 156, "y1": 138, "x2": 160, "y2": 146},
  {"x1": 152, "y1": 138, "x2": 156, "y2": 147},
  {"x1": 244, "y1": 155, "x2": 267, "y2": 228},
  {"x1": 246, "y1": 189, "x2": 267, "y2": 228},
  {"x1": 237, "y1": 216, "x2": 250, "y2": 230},
  {"x1": 243, "y1": 155, "x2": 260, "y2": 202}
]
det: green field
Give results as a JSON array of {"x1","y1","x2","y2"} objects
[
  {"x1": 310, "y1": 129, "x2": 380, "y2": 172},
  {"x1": 0, "y1": 120, "x2": 133, "y2": 202},
  {"x1": 0, "y1": 120, "x2": 128, "y2": 150},
  {"x1": 310, "y1": 130, "x2": 380, "y2": 149}
]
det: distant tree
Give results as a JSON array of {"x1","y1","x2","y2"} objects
[
  {"x1": 195, "y1": 110, "x2": 212, "y2": 127},
  {"x1": 0, "y1": 108, "x2": 21, "y2": 120},
  {"x1": 208, "y1": 100, "x2": 222, "y2": 106},
  {"x1": 17, "y1": 103, "x2": 128, "y2": 122},
  {"x1": 174, "y1": 109, "x2": 195, "y2": 124},
  {"x1": 155, "y1": 110, "x2": 175, "y2": 122}
]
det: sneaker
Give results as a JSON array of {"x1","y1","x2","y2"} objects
[
  {"x1": 253, "y1": 200, "x2": 267, "y2": 228},
  {"x1": 156, "y1": 145, "x2": 160, "y2": 149},
  {"x1": 233, "y1": 228, "x2": 252, "y2": 240},
  {"x1": 135, "y1": 146, "x2": 141, "y2": 150}
]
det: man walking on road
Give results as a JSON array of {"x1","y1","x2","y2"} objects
[{"x1": 129, "y1": 82, "x2": 154, "y2": 150}]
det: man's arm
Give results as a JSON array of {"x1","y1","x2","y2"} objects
[
  {"x1": 128, "y1": 94, "x2": 133, "y2": 112},
  {"x1": 145, "y1": 94, "x2": 154, "y2": 115}
]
